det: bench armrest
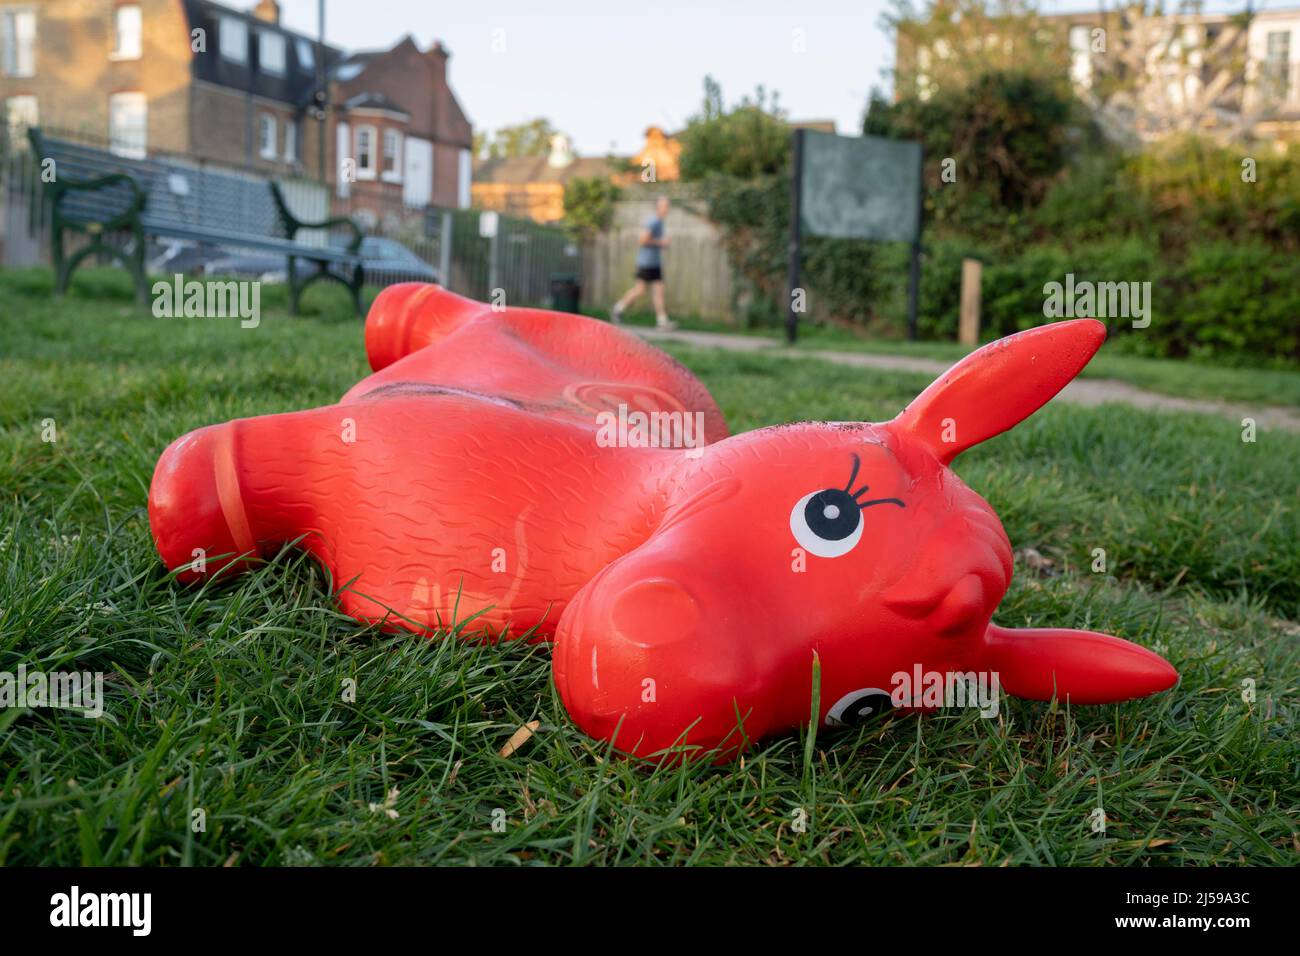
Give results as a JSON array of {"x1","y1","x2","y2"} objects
[
  {"x1": 270, "y1": 182, "x2": 364, "y2": 255},
  {"x1": 48, "y1": 173, "x2": 147, "y2": 226},
  {"x1": 26, "y1": 129, "x2": 147, "y2": 223}
]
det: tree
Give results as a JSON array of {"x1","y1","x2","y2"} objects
[
  {"x1": 865, "y1": 70, "x2": 1078, "y2": 235},
  {"x1": 562, "y1": 176, "x2": 621, "y2": 238},
  {"x1": 887, "y1": 0, "x2": 1070, "y2": 100},
  {"x1": 1081, "y1": 5, "x2": 1258, "y2": 144},
  {"x1": 888, "y1": 0, "x2": 1265, "y2": 146},
  {"x1": 477, "y1": 118, "x2": 568, "y2": 159},
  {"x1": 677, "y1": 77, "x2": 791, "y2": 180}
]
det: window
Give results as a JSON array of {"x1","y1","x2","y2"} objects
[
  {"x1": 259, "y1": 30, "x2": 285, "y2": 75},
  {"x1": 108, "y1": 91, "x2": 147, "y2": 159},
  {"x1": 4, "y1": 94, "x2": 37, "y2": 148},
  {"x1": 259, "y1": 113, "x2": 277, "y2": 160},
  {"x1": 458, "y1": 148, "x2": 471, "y2": 209},
  {"x1": 296, "y1": 38, "x2": 314, "y2": 71},
  {"x1": 382, "y1": 128, "x2": 402, "y2": 181},
  {"x1": 355, "y1": 125, "x2": 376, "y2": 179},
  {"x1": 1, "y1": 8, "x2": 36, "y2": 78},
  {"x1": 284, "y1": 118, "x2": 297, "y2": 162},
  {"x1": 219, "y1": 16, "x2": 247, "y2": 63},
  {"x1": 111, "y1": 4, "x2": 142, "y2": 60},
  {"x1": 1264, "y1": 30, "x2": 1292, "y2": 101}
]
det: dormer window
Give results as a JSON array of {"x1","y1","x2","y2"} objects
[
  {"x1": 219, "y1": 16, "x2": 247, "y2": 63},
  {"x1": 259, "y1": 30, "x2": 285, "y2": 75},
  {"x1": 296, "y1": 38, "x2": 314, "y2": 70}
]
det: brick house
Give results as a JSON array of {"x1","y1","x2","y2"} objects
[
  {"x1": 330, "y1": 35, "x2": 473, "y2": 226},
  {"x1": 0, "y1": 0, "x2": 473, "y2": 212}
]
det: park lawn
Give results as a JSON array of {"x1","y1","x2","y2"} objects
[
  {"x1": 0, "y1": 269, "x2": 1295, "y2": 866},
  {"x1": 607, "y1": 308, "x2": 1300, "y2": 409}
]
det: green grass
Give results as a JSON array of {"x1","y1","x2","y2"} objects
[
  {"x1": 604, "y1": 307, "x2": 1300, "y2": 409},
  {"x1": 1, "y1": 269, "x2": 1295, "y2": 866}
]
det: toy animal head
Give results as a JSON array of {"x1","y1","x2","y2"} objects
[{"x1": 552, "y1": 319, "x2": 1177, "y2": 759}]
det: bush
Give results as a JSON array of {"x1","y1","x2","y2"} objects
[
  {"x1": 679, "y1": 67, "x2": 1300, "y2": 364},
  {"x1": 1160, "y1": 242, "x2": 1300, "y2": 363},
  {"x1": 864, "y1": 71, "x2": 1079, "y2": 241}
]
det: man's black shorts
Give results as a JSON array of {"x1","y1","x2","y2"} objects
[{"x1": 635, "y1": 266, "x2": 663, "y2": 282}]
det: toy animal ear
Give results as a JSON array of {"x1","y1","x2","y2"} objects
[
  {"x1": 984, "y1": 625, "x2": 1178, "y2": 704},
  {"x1": 890, "y1": 319, "x2": 1106, "y2": 465}
]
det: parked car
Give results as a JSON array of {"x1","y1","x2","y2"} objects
[{"x1": 204, "y1": 236, "x2": 437, "y2": 287}]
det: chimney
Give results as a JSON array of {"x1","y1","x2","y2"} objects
[
  {"x1": 425, "y1": 40, "x2": 449, "y2": 83},
  {"x1": 252, "y1": 0, "x2": 280, "y2": 24},
  {"x1": 547, "y1": 133, "x2": 574, "y2": 168}
]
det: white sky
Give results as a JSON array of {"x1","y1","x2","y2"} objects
[{"x1": 272, "y1": 0, "x2": 1294, "y2": 155}]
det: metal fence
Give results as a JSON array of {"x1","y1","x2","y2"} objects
[{"x1": 0, "y1": 125, "x2": 580, "y2": 309}]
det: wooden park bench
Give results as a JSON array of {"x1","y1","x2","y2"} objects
[{"x1": 27, "y1": 128, "x2": 366, "y2": 315}]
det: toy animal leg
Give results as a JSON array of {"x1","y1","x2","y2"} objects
[
  {"x1": 363, "y1": 283, "x2": 491, "y2": 371},
  {"x1": 350, "y1": 285, "x2": 730, "y2": 442},
  {"x1": 148, "y1": 405, "x2": 356, "y2": 584}
]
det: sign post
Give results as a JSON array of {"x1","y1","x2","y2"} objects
[
  {"x1": 791, "y1": 131, "x2": 924, "y2": 343},
  {"x1": 786, "y1": 128, "x2": 805, "y2": 344}
]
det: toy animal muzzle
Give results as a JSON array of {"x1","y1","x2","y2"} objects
[{"x1": 148, "y1": 285, "x2": 1178, "y2": 760}]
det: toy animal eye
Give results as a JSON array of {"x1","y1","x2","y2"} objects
[
  {"x1": 790, "y1": 489, "x2": 863, "y2": 558},
  {"x1": 825, "y1": 688, "x2": 896, "y2": 727}
]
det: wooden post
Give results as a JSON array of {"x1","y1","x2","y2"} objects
[{"x1": 959, "y1": 257, "x2": 982, "y2": 347}]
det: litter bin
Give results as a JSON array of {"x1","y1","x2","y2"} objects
[{"x1": 549, "y1": 273, "x2": 581, "y2": 313}]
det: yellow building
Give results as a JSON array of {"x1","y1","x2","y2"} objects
[{"x1": 471, "y1": 134, "x2": 616, "y2": 223}]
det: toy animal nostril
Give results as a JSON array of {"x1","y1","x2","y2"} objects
[
  {"x1": 610, "y1": 578, "x2": 700, "y2": 649},
  {"x1": 935, "y1": 574, "x2": 987, "y2": 636},
  {"x1": 885, "y1": 572, "x2": 992, "y2": 636}
]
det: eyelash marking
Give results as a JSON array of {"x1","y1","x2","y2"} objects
[{"x1": 843, "y1": 453, "x2": 905, "y2": 510}]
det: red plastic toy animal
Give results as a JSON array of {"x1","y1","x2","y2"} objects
[{"x1": 149, "y1": 284, "x2": 1177, "y2": 758}]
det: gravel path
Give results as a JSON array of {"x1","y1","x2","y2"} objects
[{"x1": 634, "y1": 327, "x2": 1300, "y2": 433}]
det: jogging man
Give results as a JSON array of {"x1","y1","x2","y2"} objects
[{"x1": 611, "y1": 195, "x2": 677, "y2": 330}]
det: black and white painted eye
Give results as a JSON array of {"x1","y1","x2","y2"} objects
[
  {"x1": 790, "y1": 489, "x2": 864, "y2": 558},
  {"x1": 790, "y1": 454, "x2": 906, "y2": 559},
  {"x1": 824, "y1": 688, "x2": 896, "y2": 727}
]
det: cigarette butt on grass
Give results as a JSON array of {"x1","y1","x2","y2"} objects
[{"x1": 499, "y1": 720, "x2": 541, "y2": 758}]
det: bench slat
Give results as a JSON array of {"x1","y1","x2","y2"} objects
[{"x1": 140, "y1": 219, "x2": 358, "y2": 263}]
